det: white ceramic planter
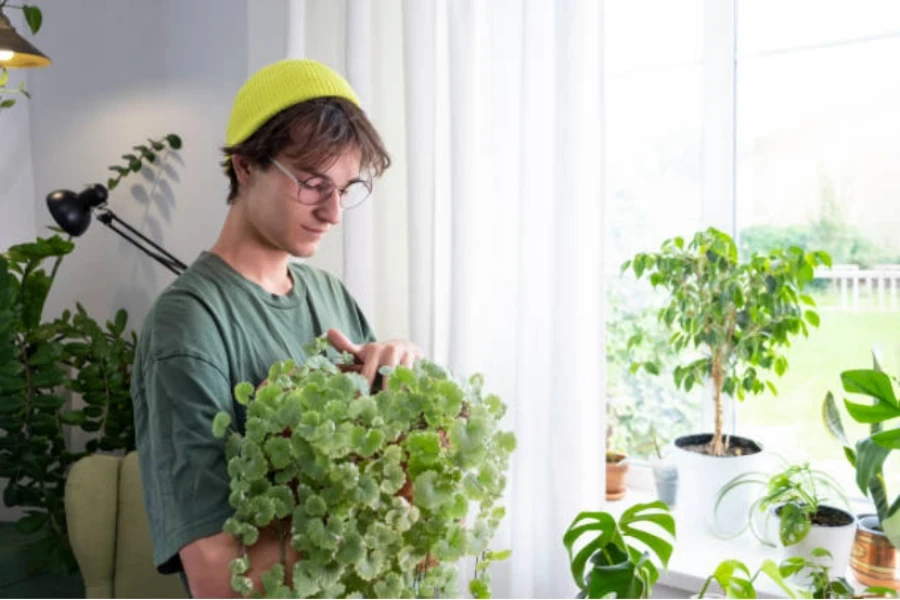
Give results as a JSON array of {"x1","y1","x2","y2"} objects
[
  {"x1": 672, "y1": 433, "x2": 766, "y2": 537},
  {"x1": 778, "y1": 505, "x2": 857, "y2": 578}
]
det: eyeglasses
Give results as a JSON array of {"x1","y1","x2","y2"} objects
[{"x1": 270, "y1": 158, "x2": 372, "y2": 210}]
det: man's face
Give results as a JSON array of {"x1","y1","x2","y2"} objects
[{"x1": 236, "y1": 147, "x2": 362, "y2": 258}]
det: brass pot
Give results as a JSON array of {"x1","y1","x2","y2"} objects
[
  {"x1": 851, "y1": 514, "x2": 900, "y2": 590},
  {"x1": 605, "y1": 454, "x2": 629, "y2": 501}
]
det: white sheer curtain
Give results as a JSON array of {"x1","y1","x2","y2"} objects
[{"x1": 290, "y1": 1, "x2": 605, "y2": 596}]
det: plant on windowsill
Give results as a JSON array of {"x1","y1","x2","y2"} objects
[
  {"x1": 697, "y1": 549, "x2": 898, "y2": 599},
  {"x1": 623, "y1": 227, "x2": 830, "y2": 533},
  {"x1": 605, "y1": 421, "x2": 629, "y2": 501},
  {"x1": 715, "y1": 461, "x2": 854, "y2": 574},
  {"x1": 823, "y1": 360, "x2": 900, "y2": 590},
  {"x1": 212, "y1": 337, "x2": 516, "y2": 599},
  {"x1": 562, "y1": 501, "x2": 675, "y2": 599},
  {"x1": 697, "y1": 555, "x2": 801, "y2": 598}
]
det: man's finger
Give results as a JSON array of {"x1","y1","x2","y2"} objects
[
  {"x1": 362, "y1": 345, "x2": 389, "y2": 386},
  {"x1": 327, "y1": 329, "x2": 362, "y2": 358}
]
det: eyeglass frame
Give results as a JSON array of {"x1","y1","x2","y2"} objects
[{"x1": 269, "y1": 158, "x2": 373, "y2": 210}]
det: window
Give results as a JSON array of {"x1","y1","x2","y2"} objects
[
  {"x1": 605, "y1": 0, "x2": 900, "y2": 496},
  {"x1": 735, "y1": 0, "x2": 900, "y2": 494},
  {"x1": 604, "y1": 0, "x2": 705, "y2": 458}
]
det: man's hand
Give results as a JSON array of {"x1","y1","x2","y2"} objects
[{"x1": 326, "y1": 329, "x2": 423, "y2": 385}]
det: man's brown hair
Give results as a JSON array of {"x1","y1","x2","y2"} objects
[{"x1": 222, "y1": 97, "x2": 390, "y2": 203}]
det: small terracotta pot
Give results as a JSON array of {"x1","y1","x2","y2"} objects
[
  {"x1": 606, "y1": 454, "x2": 629, "y2": 501},
  {"x1": 851, "y1": 514, "x2": 900, "y2": 590}
]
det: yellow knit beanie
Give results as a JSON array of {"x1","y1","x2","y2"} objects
[{"x1": 225, "y1": 59, "x2": 360, "y2": 147}]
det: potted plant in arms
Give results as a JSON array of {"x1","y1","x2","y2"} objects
[
  {"x1": 623, "y1": 227, "x2": 829, "y2": 533},
  {"x1": 563, "y1": 501, "x2": 675, "y2": 599},
  {"x1": 716, "y1": 461, "x2": 855, "y2": 576},
  {"x1": 823, "y1": 362, "x2": 900, "y2": 590},
  {"x1": 213, "y1": 339, "x2": 516, "y2": 598}
]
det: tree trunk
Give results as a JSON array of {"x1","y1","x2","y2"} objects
[{"x1": 711, "y1": 352, "x2": 725, "y2": 456}]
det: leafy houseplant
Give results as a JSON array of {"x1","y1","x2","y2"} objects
[
  {"x1": 624, "y1": 227, "x2": 829, "y2": 457},
  {"x1": 0, "y1": 237, "x2": 136, "y2": 573},
  {"x1": 716, "y1": 461, "x2": 851, "y2": 548},
  {"x1": 716, "y1": 461, "x2": 855, "y2": 577},
  {"x1": 562, "y1": 501, "x2": 675, "y2": 599},
  {"x1": 698, "y1": 550, "x2": 897, "y2": 599},
  {"x1": 212, "y1": 338, "x2": 516, "y2": 598},
  {"x1": 823, "y1": 362, "x2": 900, "y2": 588},
  {"x1": 623, "y1": 227, "x2": 829, "y2": 534},
  {"x1": 698, "y1": 556, "x2": 801, "y2": 599},
  {"x1": 0, "y1": 133, "x2": 182, "y2": 574},
  {"x1": 0, "y1": 2, "x2": 43, "y2": 110}
]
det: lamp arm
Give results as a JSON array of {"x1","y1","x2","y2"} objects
[{"x1": 96, "y1": 209, "x2": 187, "y2": 275}]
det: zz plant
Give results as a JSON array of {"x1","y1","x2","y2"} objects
[
  {"x1": 213, "y1": 338, "x2": 516, "y2": 598},
  {"x1": 563, "y1": 501, "x2": 675, "y2": 599},
  {"x1": 623, "y1": 227, "x2": 829, "y2": 456}
]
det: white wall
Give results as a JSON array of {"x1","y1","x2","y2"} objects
[{"x1": 29, "y1": 0, "x2": 252, "y2": 328}]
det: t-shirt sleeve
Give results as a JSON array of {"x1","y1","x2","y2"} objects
[{"x1": 134, "y1": 352, "x2": 235, "y2": 574}]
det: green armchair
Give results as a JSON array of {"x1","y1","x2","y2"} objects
[{"x1": 65, "y1": 452, "x2": 186, "y2": 598}]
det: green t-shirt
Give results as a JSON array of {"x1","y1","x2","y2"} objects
[{"x1": 132, "y1": 251, "x2": 375, "y2": 574}]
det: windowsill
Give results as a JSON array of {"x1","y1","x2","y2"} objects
[{"x1": 605, "y1": 487, "x2": 873, "y2": 598}]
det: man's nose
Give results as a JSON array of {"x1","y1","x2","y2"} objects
[{"x1": 315, "y1": 188, "x2": 342, "y2": 225}]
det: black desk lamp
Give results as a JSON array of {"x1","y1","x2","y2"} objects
[{"x1": 46, "y1": 184, "x2": 187, "y2": 276}]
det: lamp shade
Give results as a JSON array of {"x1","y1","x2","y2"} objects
[
  {"x1": 0, "y1": 10, "x2": 50, "y2": 68},
  {"x1": 46, "y1": 185, "x2": 108, "y2": 237}
]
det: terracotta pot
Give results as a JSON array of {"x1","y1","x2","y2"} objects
[
  {"x1": 851, "y1": 514, "x2": 900, "y2": 590},
  {"x1": 606, "y1": 454, "x2": 629, "y2": 501}
]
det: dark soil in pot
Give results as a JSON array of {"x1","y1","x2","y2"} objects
[
  {"x1": 775, "y1": 504, "x2": 855, "y2": 527},
  {"x1": 675, "y1": 433, "x2": 762, "y2": 457}
]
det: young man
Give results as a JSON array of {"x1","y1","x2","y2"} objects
[{"x1": 132, "y1": 59, "x2": 421, "y2": 598}]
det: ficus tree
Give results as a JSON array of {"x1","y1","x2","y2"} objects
[{"x1": 623, "y1": 227, "x2": 829, "y2": 456}]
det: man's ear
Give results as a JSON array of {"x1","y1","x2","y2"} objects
[{"x1": 231, "y1": 154, "x2": 254, "y2": 185}]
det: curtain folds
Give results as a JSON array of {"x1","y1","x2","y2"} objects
[{"x1": 289, "y1": 1, "x2": 606, "y2": 595}]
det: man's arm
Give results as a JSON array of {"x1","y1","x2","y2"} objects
[{"x1": 181, "y1": 524, "x2": 300, "y2": 598}]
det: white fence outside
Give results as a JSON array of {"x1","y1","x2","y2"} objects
[{"x1": 814, "y1": 264, "x2": 900, "y2": 312}]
